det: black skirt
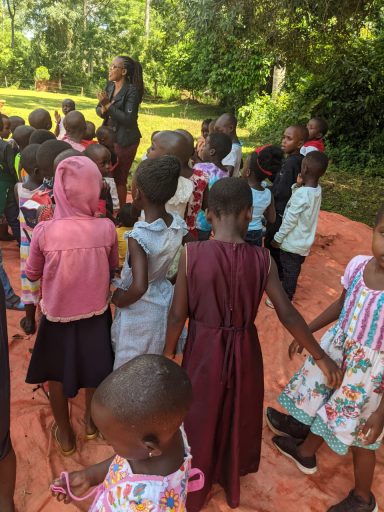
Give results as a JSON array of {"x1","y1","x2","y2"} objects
[
  {"x1": 0, "y1": 282, "x2": 12, "y2": 460},
  {"x1": 26, "y1": 309, "x2": 114, "y2": 398}
]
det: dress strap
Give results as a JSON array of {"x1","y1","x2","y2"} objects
[
  {"x1": 50, "y1": 472, "x2": 102, "y2": 502},
  {"x1": 187, "y1": 468, "x2": 205, "y2": 493}
]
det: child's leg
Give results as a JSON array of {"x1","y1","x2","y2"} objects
[
  {"x1": 48, "y1": 381, "x2": 75, "y2": 451},
  {"x1": 85, "y1": 388, "x2": 97, "y2": 436},
  {"x1": 352, "y1": 447, "x2": 376, "y2": 503},
  {"x1": 20, "y1": 304, "x2": 36, "y2": 334},
  {"x1": 298, "y1": 432, "x2": 325, "y2": 457},
  {"x1": 280, "y1": 251, "x2": 305, "y2": 300},
  {"x1": 0, "y1": 447, "x2": 16, "y2": 512}
]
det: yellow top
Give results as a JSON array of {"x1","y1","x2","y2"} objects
[{"x1": 116, "y1": 226, "x2": 133, "y2": 267}]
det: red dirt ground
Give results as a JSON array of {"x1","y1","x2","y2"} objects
[{"x1": 1, "y1": 211, "x2": 382, "y2": 512}]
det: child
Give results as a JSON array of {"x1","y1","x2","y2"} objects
[
  {"x1": 265, "y1": 124, "x2": 308, "y2": 285},
  {"x1": 214, "y1": 113, "x2": 242, "y2": 177},
  {"x1": 51, "y1": 354, "x2": 204, "y2": 510},
  {"x1": 111, "y1": 156, "x2": 187, "y2": 370},
  {"x1": 267, "y1": 205, "x2": 384, "y2": 512},
  {"x1": 25, "y1": 156, "x2": 118, "y2": 453},
  {"x1": 9, "y1": 115, "x2": 25, "y2": 132},
  {"x1": 243, "y1": 145, "x2": 283, "y2": 246},
  {"x1": 84, "y1": 144, "x2": 119, "y2": 213},
  {"x1": 164, "y1": 177, "x2": 342, "y2": 512},
  {"x1": 0, "y1": 116, "x2": 19, "y2": 242},
  {"x1": 96, "y1": 125, "x2": 119, "y2": 171},
  {"x1": 147, "y1": 131, "x2": 194, "y2": 220},
  {"x1": 29, "y1": 129, "x2": 56, "y2": 145},
  {"x1": 62, "y1": 111, "x2": 88, "y2": 151},
  {"x1": 28, "y1": 108, "x2": 52, "y2": 130},
  {"x1": 84, "y1": 121, "x2": 96, "y2": 142},
  {"x1": 12, "y1": 126, "x2": 35, "y2": 180},
  {"x1": 15, "y1": 145, "x2": 44, "y2": 334},
  {"x1": 0, "y1": 115, "x2": 11, "y2": 140},
  {"x1": 195, "y1": 118, "x2": 211, "y2": 162},
  {"x1": 193, "y1": 132, "x2": 232, "y2": 240},
  {"x1": 116, "y1": 203, "x2": 139, "y2": 268},
  {"x1": 272, "y1": 151, "x2": 328, "y2": 301},
  {"x1": 301, "y1": 117, "x2": 328, "y2": 156},
  {"x1": 54, "y1": 98, "x2": 76, "y2": 139}
]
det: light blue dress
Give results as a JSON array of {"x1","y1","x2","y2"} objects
[{"x1": 111, "y1": 214, "x2": 187, "y2": 370}]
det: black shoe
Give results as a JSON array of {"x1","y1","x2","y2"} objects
[
  {"x1": 272, "y1": 435, "x2": 317, "y2": 475},
  {"x1": 327, "y1": 490, "x2": 378, "y2": 512},
  {"x1": 266, "y1": 407, "x2": 311, "y2": 439}
]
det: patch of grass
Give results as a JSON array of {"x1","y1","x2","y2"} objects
[{"x1": 1, "y1": 88, "x2": 381, "y2": 225}]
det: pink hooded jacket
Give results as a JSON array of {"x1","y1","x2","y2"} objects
[{"x1": 26, "y1": 156, "x2": 118, "y2": 322}]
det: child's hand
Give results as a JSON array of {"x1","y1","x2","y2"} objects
[
  {"x1": 51, "y1": 470, "x2": 92, "y2": 504},
  {"x1": 316, "y1": 353, "x2": 343, "y2": 388},
  {"x1": 271, "y1": 239, "x2": 281, "y2": 249},
  {"x1": 111, "y1": 288, "x2": 126, "y2": 308},
  {"x1": 296, "y1": 173, "x2": 303, "y2": 186},
  {"x1": 288, "y1": 339, "x2": 304, "y2": 359},
  {"x1": 361, "y1": 412, "x2": 384, "y2": 445},
  {"x1": 54, "y1": 110, "x2": 61, "y2": 123}
]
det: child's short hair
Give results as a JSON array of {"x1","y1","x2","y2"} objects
[
  {"x1": 374, "y1": 205, "x2": 384, "y2": 226},
  {"x1": 29, "y1": 129, "x2": 56, "y2": 145},
  {"x1": 175, "y1": 129, "x2": 194, "y2": 157},
  {"x1": 13, "y1": 126, "x2": 35, "y2": 150},
  {"x1": 36, "y1": 140, "x2": 72, "y2": 174},
  {"x1": 28, "y1": 108, "x2": 52, "y2": 130},
  {"x1": 9, "y1": 116, "x2": 25, "y2": 132},
  {"x1": 303, "y1": 150, "x2": 329, "y2": 178},
  {"x1": 311, "y1": 117, "x2": 328, "y2": 136},
  {"x1": 209, "y1": 178, "x2": 252, "y2": 218},
  {"x1": 84, "y1": 121, "x2": 96, "y2": 141},
  {"x1": 20, "y1": 144, "x2": 39, "y2": 175},
  {"x1": 96, "y1": 125, "x2": 116, "y2": 144},
  {"x1": 209, "y1": 132, "x2": 232, "y2": 160},
  {"x1": 135, "y1": 156, "x2": 180, "y2": 205},
  {"x1": 289, "y1": 124, "x2": 309, "y2": 142},
  {"x1": 93, "y1": 354, "x2": 192, "y2": 429},
  {"x1": 202, "y1": 118, "x2": 212, "y2": 127},
  {"x1": 118, "y1": 203, "x2": 139, "y2": 228},
  {"x1": 250, "y1": 145, "x2": 283, "y2": 180},
  {"x1": 53, "y1": 149, "x2": 83, "y2": 172}
]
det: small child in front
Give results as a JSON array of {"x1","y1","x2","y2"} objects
[
  {"x1": 267, "y1": 205, "x2": 384, "y2": 512},
  {"x1": 301, "y1": 117, "x2": 328, "y2": 156},
  {"x1": 28, "y1": 109, "x2": 52, "y2": 131},
  {"x1": 164, "y1": 178, "x2": 342, "y2": 512},
  {"x1": 272, "y1": 151, "x2": 329, "y2": 301},
  {"x1": 116, "y1": 203, "x2": 139, "y2": 268},
  {"x1": 51, "y1": 354, "x2": 204, "y2": 510},
  {"x1": 62, "y1": 111, "x2": 88, "y2": 151}
]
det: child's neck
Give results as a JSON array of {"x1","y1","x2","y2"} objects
[
  {"x1": 67, "y1": 131, "x2": 83, "y2": 143},
  {"x1": 206, "y1": 156, "x2": 226, "y2": 172},
  {"x1": 23, "y1": 175, "x2": 43, "y2": 190},
  {"x1": 247, "y1": 176, "x2": 264, "y2": 190},
  {"x1": 179, "y1": 163, "x2": 192, "y2": 178},
  {"x1": 212, "y1": 217, "x2": 246, "y2": 244},
  {"x1": 286, "y1": 150, "x2": 300, "y2": 157},
  {"x1": 303, "y1": 178, "x2": 319, "y2": 188},
  {"x1": 143, "y1": 203, "x2": 173, "y2": 227}
]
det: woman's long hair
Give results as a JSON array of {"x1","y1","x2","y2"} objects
[{"x1": 118, "y1": 56, "x2": 144, "y2": 103}]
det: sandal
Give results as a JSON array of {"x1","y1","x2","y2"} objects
[
  {"x1": 52, "y1": 423, "x2": 76, "y2": 457},
  {"x1": 6, "y1": 295, "x2": 25, "y2": 311},
  {"x1": 20, "y1": 317, "x2": 37, "y2": 335}
]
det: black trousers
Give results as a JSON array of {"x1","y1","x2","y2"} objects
[
  {"x1": 4, "y1": 187, "x2": 20, "y2": 243},
  {"x1": 0, "y1": 282, "x2": 12, "y2": 460},
  {"x1": 280, "y1": 251, "x2": 306, "y2": 300},
  {"x1": 265, "y1": 215, "x2": 283, "y2": 280}
]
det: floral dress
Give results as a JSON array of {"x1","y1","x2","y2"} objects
[
  {"x1": 278, "y1": 255, "x2": 384, "y2": 455},
  {"x1": 89, "y1": 428, "x2": 204, "y2": 512},
  {"x1": 185, "y1": 169, "x2": 209, "y2": 238}
]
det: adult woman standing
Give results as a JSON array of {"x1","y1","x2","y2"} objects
[{"x1": 96, "y1": 56, "x2": 144, "y2": 207}]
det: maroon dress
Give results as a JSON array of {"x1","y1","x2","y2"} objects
[{"x1": 183, "y1": 240, "x2": 270, "y2": 511}]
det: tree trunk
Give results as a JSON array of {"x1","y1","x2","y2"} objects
[
  {"x1": 144, "y1": 0, "x2": 150, "y2": 39},
  {"x1": 5, "y1": 0, "x2": 15, "y2": 49}
]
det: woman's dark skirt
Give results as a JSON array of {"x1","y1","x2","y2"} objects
[
  {"x1": 26, "y1": 309, "x2": 114, "y2": 398},
  {"x1": 0, "y1": 282, "x2": 12, "y2": 460}
]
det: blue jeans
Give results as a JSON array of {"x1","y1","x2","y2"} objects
[
  {"x1": 0, "y1": 249, "x2": 16, "y2": 302},
  {"x1": 245, "y1": 229, "x2": 263, "y2": 247}
]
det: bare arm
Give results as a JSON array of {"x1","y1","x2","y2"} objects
[
  {"x1": 111, "y1": 237, "x2": 148, "y2": 308},
  {"x1": 264, "y1": 194, "x2": 276, "y2": 225},
  {"x1": 164, "y1": 248, "x2": 188, "y2": 357}
]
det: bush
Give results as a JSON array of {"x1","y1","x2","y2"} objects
[{"x1": 34, "y1": 66, "x2": 50, "y2": 81}]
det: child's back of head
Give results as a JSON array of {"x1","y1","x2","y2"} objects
[
  {"x1": 214, "y1": 113, "x2": 237, "y2": 140},
  {"x1": 96, "y1": 125, "x2": 116, "y2": 153},
  {"x1": 135, "y1": 155, "x2": 181, "y2": 206},
  {"x1": 202, "y1": 132, "x2": 232, "y2": 163},
  {"x1": 147, "y1": 130, "x2": 191, "y2": 165},
  {"x1": 63, "y1": 111, "x2": 87, "y2": 139},
  {"x1": 247, "y1": 145, "x2": 283, "y2": 182},
  {"x1": 28, "y1": 108, "x2": 52, "y2": 130},
  {"x1": 9, "y1": 115, "x2": 25, "y2": 133},
  {"x1": 175, "y1": 129, "x2": 195, "y2": 159},
  {"x1": 13, "y1": 126, "x2": 35, "y2": 150},
  {"x1": 36, "y1": 140, "x2": 72, "y2": 179},
  {"x1": 20, "y1": 144, "x2": 40, "y2": 179},
  {"x1": 29, "y1": 129, "x2": 56, "y2": 145},
  {"x1": 301, "y1": 150, "x2": 329, "y2": 184},
  {"x1": 208, "y1": 177, "x2": 252, "y2": 220},
  {"x1": 84, "y1": 121, "x2": 96, "y2": 141},
  {"x1": 92, "y1": 354, "x2": 192, "y2": 453},
  {"x1": 118, "y1": 203, "x2": 139, "y2": 228}
]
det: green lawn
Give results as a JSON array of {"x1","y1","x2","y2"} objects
[{"x1": 1, "y1": 88, "x2": 382, "y2": 225}]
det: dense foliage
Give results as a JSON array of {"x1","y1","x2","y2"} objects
[{"x1": 1, "y1": 0, "x2": 384, "y2": 172}]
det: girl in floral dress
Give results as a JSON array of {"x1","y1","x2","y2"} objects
[{"x1": 267, "y1": 206, "x2": 384, "y2": 512}]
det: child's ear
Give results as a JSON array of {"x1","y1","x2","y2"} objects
[
  {"x1": 205, "y1": 209, "x2": 213, "y2": 224},
  {"x1": 142, "y1": 437, "x2": 162, "y2": 458}
]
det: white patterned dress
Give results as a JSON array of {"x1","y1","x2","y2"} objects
[
  {"x1": 112, "y1": 214, "x2": 187, "y2": 370},
  {"x1": 278, "y1": 255, "x2": 384, "y2": 455}
]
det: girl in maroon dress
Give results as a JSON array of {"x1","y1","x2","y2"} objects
[{"x1": 164, "y1": 178, "x2": 343, "y2": 511}]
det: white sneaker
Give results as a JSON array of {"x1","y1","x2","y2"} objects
[{"x1": 265, "y1": 298, "x2": 275, "y2": 309}]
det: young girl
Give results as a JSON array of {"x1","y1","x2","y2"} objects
[
  {"x1": 193, "y1": 132, "x2": 232, "y2": 240},
  {"x1": 15, "y1": 145, "x2": 44, "y2": 335},
  {"x1": 51, "y1": 355, "x2": 204, "y2": 510},
  {"x1": 267, "y1": 206, "x2": 384, "y2": 512},
  {"x1": 243, "y1": 145, "x2": 282, "y2": 246},
  {"x1": 111, "y1": 156, "x2": 187, "y2": 370},
  {"x1": 25, "y1": 156, "x2": 118, "y2": 455},
  {"x1": 164, "y1": 177, "x2": 342, "y2": 512}
]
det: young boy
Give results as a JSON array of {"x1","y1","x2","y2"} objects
[
  {"x1": 84, "y1": 121, "x2": 96, "y2": 142},
  {"x1": 195, "y1": 118, "x2": 212, "y2": 163},
  {"x1": 0, "y1": 116, "x2": 19, "y2": 242},
  {"x1": 28, "y1": 109, "x2": 52, "y2": 130},
  {"x1": 54, "y1": 99, "x2": 76, "y2": 139},
  {"x1": 0, "y1": 115, "x2": 11, "y2": 140},
  {"x1": 272, "y1": 151, "x2": 329, "y2": 301},
  {"x1": 96, "y1": 125, "x2": 118, "y2": 171},
  {"x1": 214, "y1": 113, "x2": 242, "y2": 177},
  {"x1": 12, "y1": 125, "x2": 35, "y2": 180},
  {"x1": 62, "y1": 111, "x2": 88, "y2": 151},
  {"x1": 265, "y1": 125, "x2": 308, "y2": 294},
  {"x1": 301, "y1": 117, "x2": 328, "y2": 156}
]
